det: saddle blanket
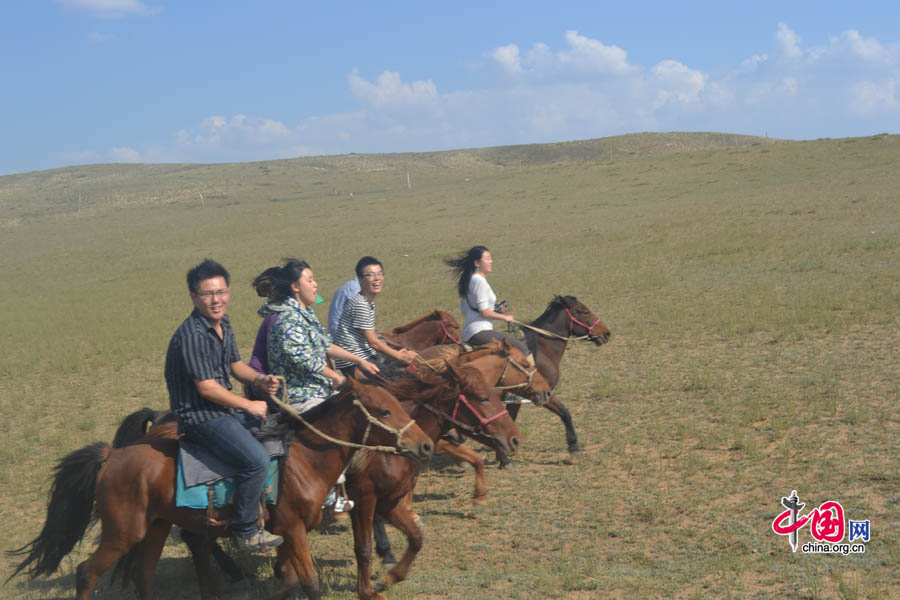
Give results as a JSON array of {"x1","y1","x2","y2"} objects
[{"x1": 175, "y1": 435, "x2": 284, "y2": 509}]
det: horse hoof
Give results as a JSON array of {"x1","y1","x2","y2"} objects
[
  {"x1": 412, "y1": 513, "x2": 425, "y2": 528},
  {"x1": 380, "y1": 551, "x2": 397, "y2": 566},
  {"x1": 568, "y1": 444, "x2": 580, "y2": 453},
  {"x1": 472, "y1": 496, "x2": 488, "y2": 507}
]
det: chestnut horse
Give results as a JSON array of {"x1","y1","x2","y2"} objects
[
  {"x1": 347, "y1": 359, "x2": 520, "y2": 600},
  {"x1": 413, "y1": 339, "x2": 552, "y2": 503},
  {"x1": 9, "y1": 379, "x2": 433, "y2": 600},
  {"x1": 105, "y1": 359, "x2": 519, "y2": 600},
  {"x1": 378, "y1": 309, "x2": 462, "y2": 349}
]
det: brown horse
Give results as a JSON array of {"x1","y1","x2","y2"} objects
[
  {"x1": 378, "y1": 309, "x2": 462, "y2": 349},
  {"x1": 414, "y1": 339, "x2": 552, "y2": 504},
  {"x1": 514, "y1": 295, "x2": 610, "y2": 456},
  {"x1": 105, "y1": 359, "x2": 519, "y2": 600},
  {"x1": 8, "y1": 379, "x2": 433, "y2": 600},
  {"x1": 348, "y1": 359, "x2": 520, "y2": 599}
]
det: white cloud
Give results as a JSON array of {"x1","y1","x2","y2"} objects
[
  {"x1": 487, "y1": 30, "x2": 634, "y2": 80},
  {"x1": 348, "y1": 69, "x2": 438, "y2": 109},
  {"x1": 55, "y1": 0, "x2": 159, "y2": 18},
  {"x1": 490, "y1": 44, "x2": 523, "y2": 77},
  {"x1": 851, "y1": 79, "x2": 900, "y2": 114},
  {"x1": 651, "y1": 60, "x2": 706, "y2": 106},
  {"x1": 109, "y1": 147, "x2": 141, "y2": 162},
  {"x1": 776, "y1": 22, "x2": 803, "y2": 59},
  {"x1": 116, "y1": 24, "x2": 900, "y2": 169}
]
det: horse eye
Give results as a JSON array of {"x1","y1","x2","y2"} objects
[
  {"x1": 379, "y1": 409, "x2": 392, "y2": 418},
  {"x1": 479, "y1": 397, "x2": 489, "y2": 404}
]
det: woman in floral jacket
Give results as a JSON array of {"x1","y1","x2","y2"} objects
[{"x1": 252, "y1": 259, "x2": 379, "y2": 411}]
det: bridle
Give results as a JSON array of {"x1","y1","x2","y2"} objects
[
  {"x1": 513, "y1": 303, "x2": 605, "y2": 343},
  {"x1": 418, "y1": 392, "x2": 508, "y2": 437},
  {"x1": 438, "y1": 319, "x2": 462, "y2": 345}
]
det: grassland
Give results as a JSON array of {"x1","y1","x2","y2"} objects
[{"x1": 1, "y1": 132, "x2": 898, "y2": 599}]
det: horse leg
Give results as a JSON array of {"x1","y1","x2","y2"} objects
[
  {"x1": 180, "y1": 529, "x2": 227, "y2": 599},
  {"x1": 373, "y1": 514, "x2": 397, "y2": 566},
  {"x1": 350, "y1": 495, "x2": 386, "y2": 600},
  {"x1": 181, "y1": 528, "x2": 243, "y2": 585},
  {"x1": 382, "y1": 499, "x2": 423, "y2": 587},
  {"x1": 434, "y1": 440, "x2": 487, "y2": 505},
  {"x1": 544, "y1": 394, "x2": 579, "y2": 452},
  {"x1": 130, "y1": 520, "x2": 172, "y2": 600},
  {"x1": 274, "y1": 525, "x2": 320, "y2": 600},
  {"x1": 76, "y1": 533, "x2": 142, "y2": 600}
]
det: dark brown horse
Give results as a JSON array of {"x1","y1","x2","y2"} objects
[
  {"x1": 514, "y1": 295, "x2": 610, "y2": 456},
  {"x1": 8, "y1": 379, "x2": 433, "y2": 600},
  {"x1": 379, "y1": 309, "x2": 462, "y2": 349}
]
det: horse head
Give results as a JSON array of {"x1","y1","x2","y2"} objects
[
  {"x1": 347, "y1": 377, "x2": 434, "y2": 462},
  {"x1": 442, "y1": 359, "x2": 521, "y2": 457},
  {"x1": 554, "y1": 295, "x2": 611, "y2": 345}
]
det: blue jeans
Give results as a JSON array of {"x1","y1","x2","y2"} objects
[{"x1": 182, "y1": 413, "x2": 269, "y2": 538}]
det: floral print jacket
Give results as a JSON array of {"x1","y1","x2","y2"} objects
[{"x1": 262, "y1": 297, "x2": 334, "y2": 407}]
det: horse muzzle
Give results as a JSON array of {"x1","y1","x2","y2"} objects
[{"x1": 397, "y1": 438, "x2": 434, "y2": 462}]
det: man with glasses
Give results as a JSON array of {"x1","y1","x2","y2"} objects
[
  {"x1": 164, "y1": 258, "x2": 283, "y2": 553},
  {"x1": 332, "y1": 256, "x2": 417, "y2": 376}
]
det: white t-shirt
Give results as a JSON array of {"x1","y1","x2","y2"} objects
[{"x1": 460, "y1": 274, "x2": 496, "y2": 342}]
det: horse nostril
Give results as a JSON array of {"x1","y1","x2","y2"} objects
[
  {"x1": 510, "y1": 437, "x2": 520, "y2": 450},
  {"x1": 422, "y1": 441, "x2": 434, "y2": 456}
]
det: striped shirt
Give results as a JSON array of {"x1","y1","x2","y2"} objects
[
  {"x1": 332, "y1": 293, "x2": 377, "y2": 368},
  {"x1": 165, "y1": 309, "x2": 241, "y2": 426}
]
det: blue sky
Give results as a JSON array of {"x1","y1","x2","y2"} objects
[{"x1": 2, "y1": 1, "x2": 899, "y2": 175}]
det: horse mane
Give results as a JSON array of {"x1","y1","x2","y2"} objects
[
  {"x1": 531, "y1": 295, "x2": 578, "y2": 327},
  {"x1": 390, "y1": 310, "x2": 443, "y2": 333},
  {"x1": 379, "y1": 367, "x2": 451, "y2": 407}
]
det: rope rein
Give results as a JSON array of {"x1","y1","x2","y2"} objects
[{"x1": 266, "y1": 376, "x2": 415, "y2": 454}]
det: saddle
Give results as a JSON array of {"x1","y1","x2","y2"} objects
[{"x1": 175, "y1": 415, "x2": 292, "y2": 509}]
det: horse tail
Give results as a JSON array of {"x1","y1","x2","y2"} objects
[
  {"x1": 6, "y1": 442, "x2": 111, "y2": 582},
  {"x1": 112, "y1": 407, "x2": 162, "y2": 448}
]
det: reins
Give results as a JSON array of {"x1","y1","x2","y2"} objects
[
  {"x1": 267, "y1": 376, "x2": 416, "y2": 454},
  {"x1": 512, "y1": 306, "x2": 603, "y2": 342}
]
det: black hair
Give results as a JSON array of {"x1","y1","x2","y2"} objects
[
  {"x1": 187, "y1": 258, "x2": 230, "y2": 293},
  {"x1": 251, "y1": 258, "x2": 311, "y2": 302},
  {"x1": 445, "y1": 245, "x2": 489, "y2": 298},
  {"x1": 355, "y1": 256, "x2": 383, "y2": 278}
]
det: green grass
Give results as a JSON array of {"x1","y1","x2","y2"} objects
[{"x1": 1, "y1": 132, "x2": 898, "y2": 598}]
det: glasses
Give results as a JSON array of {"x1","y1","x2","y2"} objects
[
  {"x1": 195, "y1": 289, "x2": 230, "y2": 300},
  {"x1": 361, "y1": 271, "x2": 384, "y2": 279}
]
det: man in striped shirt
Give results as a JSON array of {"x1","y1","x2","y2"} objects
[
  {"x1": 164, "y1": 258, "x2": 283, "y2": 553},
  {"x1": 332, "y1": 256, "x2": 417, "y2": 375}
]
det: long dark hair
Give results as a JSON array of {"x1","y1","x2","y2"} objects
[
  {"x1": 445, "y1": 245, "x2": 489, "y2": 298},
  {"x1": 251, "y1": 258, "x2": 310, "y2": 303}
]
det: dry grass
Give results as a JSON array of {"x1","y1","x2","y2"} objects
[{"x1": 1, "y1": 132, "x2": 898, "y2": 598}]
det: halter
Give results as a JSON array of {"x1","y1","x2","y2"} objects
[
  {"x1": 418, "y1": 393, "x2": 508, "y2": 437},
  {"x1": 492, "y1": 355, "x2": 538, "y2": 392},
  {"x1": 563, "y1": 306, "x2": 604, "y2": 338},
  {"x1": 439, "y1": 319, "x2": 462, "y2": 345},
  {"x1": 513, "y1": 304, "x2": 604, "y2": 343},
  {"x1": 268, "y1": 376, "x2": 417, "y2": 454}
]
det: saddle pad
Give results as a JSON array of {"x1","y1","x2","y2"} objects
[{"x1": 176, "y1": 453, "x2": 279, "y2": 509}]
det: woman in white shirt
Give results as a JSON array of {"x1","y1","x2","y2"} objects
[{"x1": 445, "y1": 245, "x2": 531, "y2": 360}]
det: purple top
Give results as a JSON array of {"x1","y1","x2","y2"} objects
[{"x1": 249, "y1": 313, "x2": 277, "y2": 374}]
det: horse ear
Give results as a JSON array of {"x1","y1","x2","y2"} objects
[{"x1": 443, "y1": 359, "x2": 462, "y2": 381}]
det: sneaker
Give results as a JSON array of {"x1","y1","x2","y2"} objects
[
  {"x1": 233, "y1": 529, "x2": 284, "y2": 553},
  {"x1": 334, "y1": 494, "x2": 354, "y2": 513},
  {"x1": 503, "y1": 394, "x2": 532, "y2": 405}
]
